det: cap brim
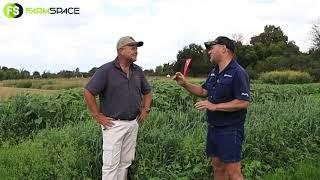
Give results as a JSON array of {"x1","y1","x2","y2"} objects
[
  {"x1": 204, "y1": 41, "x2": 216, "y2": 49},
  {"x1": 128, "y1": 41, "x2": 143, "y2": 47},
  {"x1": 136, "y1": 41, "x2": 143, "y2": 47}
]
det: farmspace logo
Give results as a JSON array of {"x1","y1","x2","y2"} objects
[
  {"x1": 3, "y1": 3, "x2": 23, "y2": 18},
  {"x1": 3, "y1": 3, "x2": 80, "y2": 18}
]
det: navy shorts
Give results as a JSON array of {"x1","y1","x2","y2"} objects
[{"x1": 206, "y1": 125, "x2": 244, "y2": 163}]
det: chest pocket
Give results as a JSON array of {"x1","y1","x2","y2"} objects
[
  {"x1": 206, "y1": 76, "x2": 217, "y2": 97},
  {"x1": 215, "y1": 77, "x2": 233, "y2": 98}
]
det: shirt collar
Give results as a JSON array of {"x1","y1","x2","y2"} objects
[
  {"x1": 113, "y1": 57, "x2": 137, "y2": 70},
  {"x1": 214, "y1": 58, "x2": 237, "y2": 75}
]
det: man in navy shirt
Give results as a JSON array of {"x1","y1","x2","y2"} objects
[{"x1": 174, "y1": 36, "x2": 250, "y2": 180}]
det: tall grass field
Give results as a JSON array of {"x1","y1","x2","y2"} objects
[{"x1": 0, "y1": 79, "x2": 319, "y2": 179}]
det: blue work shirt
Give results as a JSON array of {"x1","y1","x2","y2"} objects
[{"x1": 202, "y1": 59, "x2": 250, "y2": 127}]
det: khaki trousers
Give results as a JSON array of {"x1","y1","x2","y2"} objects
[{"x1": 101, "y1": 119, "x2": 139, "y2": 180}]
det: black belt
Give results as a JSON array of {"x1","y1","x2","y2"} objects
[
  {"x1": 208, "y1": 124, "x2": 244, "y2": 129},
  {"x1": 208, "y1": 124, "x2": 224, "y2": 129},
  {"x1": 112, "y1": 118, "x2": 136, "y2": 121}
]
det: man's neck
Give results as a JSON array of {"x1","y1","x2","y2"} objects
[
  {"x1": 217, "y1": 56, "x2": 233, "y2": 73},
  {"x1": 118, "y1": 56, "x2": 131, "y2": 69}
]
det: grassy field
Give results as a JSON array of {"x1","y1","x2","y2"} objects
[
  {"x1": 0, "y1": 87, "x2": 56, "y2": 101},
  {"x1": 0, "y1": 78, "x2": 319, "y2": 179},
  {"x1": 0, "y1": 77, "x2": 206, "y2": 90},
  {"x1": 0, "y1": 77, "x2": 204, "y2": 100},
  {"x1": 0, "y1": 78, "x2": 86, "y2": 100},
  {"x1": 263, "y1": 158, "x2": 320, "y2": 180},
  {"x1": 0, "y1": 78, "x2": 89, "y2": 90}
]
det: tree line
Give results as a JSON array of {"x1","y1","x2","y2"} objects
[
  {"x1": 0, "y1": 67, "x2": 98, "y2": 80},
  {"x1": 1, "y1": 23, "x2": 320, "y2": 81},
  {"x1": 146, "y1": 24, "x2": 320, "y2": 81}
]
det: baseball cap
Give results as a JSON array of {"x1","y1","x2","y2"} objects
[
  {"x1": 204, "y1": 36, "x2": 235, "y2": 52},
  {"x1": 116, "y1": 36, "x2": 143, "y2": 49}
]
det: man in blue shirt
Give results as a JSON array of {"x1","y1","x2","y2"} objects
[{"x1": 174, "y1": 36, "x2": 250, "y2": 180}]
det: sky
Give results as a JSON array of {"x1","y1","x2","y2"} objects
[{"x1": 0, "y1": 0, "x2": 319, "y2": 73}]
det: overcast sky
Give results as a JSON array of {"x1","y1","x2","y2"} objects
[{"x1": 0, "y1": 0, "x2": 319, "y2": 73}]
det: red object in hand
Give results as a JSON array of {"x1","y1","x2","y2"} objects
[{"x1": 183, "y1": 58, "x2": 192, "y2": 76}]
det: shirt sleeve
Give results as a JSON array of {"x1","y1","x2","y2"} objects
[
  {"x1": 202, "y1": 70, "x2": 213, "y2": 90},
  {"x1": 140, "y1": 71, "x2": 151, "y2": 95},
  {"x1": 201, "y1": 78, "x2": 208, "y2": 90},
  {"x1": 232, "y1": 69, "x2": 250, "y2": 101},
  {"x1": 85, "y1": 67, "x2": 108, "y2": 96}
]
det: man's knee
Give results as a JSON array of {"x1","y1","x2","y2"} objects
[
  {"x1": 119, "y1": 159, "x2": 133, "y2": 169},
  {"x1": 102, "y1": 144, "x2": 121, "y2": 171},
  {"x1": 225, "y1": 162, "x2": 243, "y2": 180},
  {"x1": 119, "y1": 148, "x2": 135, "y2": 169},
  {"x1": 211, "y1": 157, "x2": 225, "y2": 172}
]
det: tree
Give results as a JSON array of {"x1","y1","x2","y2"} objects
[
  {"x1": 174, "y1": 43, "x2": 210, "y2": 76},
  {"x1": 234, "y1": 41, "x2": 258, "y2": 68},
  {"x1": 6, "y1": 68, "x2": 19, "y2": 79},
  {"x1": 143, "y1": 69, "x2": 154, "y2": 76},
  {"x1": 32, "y1": 71, "x2": 41, "y2": 78},
  {"x1": 309, "y1": 19, "x2": 320, "y2": 59},
  {"x1": 232, "y1": 33, "x2": 244, "y2": 43},
  {"x1": 0, "y1": 70, "x2": 4, "y2": 81},
  {"x1": 74, "y1": 67, "x2": 81, "y2": 78},
  {"x1": 1, "y1": 66, "x2": 8, "y2": 71},
  {"x1": 42, "y1": 71, "x2": 56, "y2": 79},
  {"x1": 88, "y1": 67, "x2": 98, "y2": 76},
  {"x1": 311, "y1": 20, "x2": 320, "y2": 50},
  {"x1": 57, "y1": 70, "x2": 73, "y2": 78},
  {"x1": 20, "y1": 69, "x2": 30, "y2": 79},
  {"x1": 155, "y1": 65, "x2": 163, "y2": 75},
  {"x1": 162, "y1": 63, "x2": 174, "y2": 76},
  {"x1": 250, "y1": 25, "x2": 288, "y2": 46},
  {"x1": 284, "y1": 41, "x2": 300, "y2": 56}
]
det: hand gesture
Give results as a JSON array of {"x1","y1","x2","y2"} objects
[{"x1": 172, "y1": 72, "x2": 186, "y2": 86}]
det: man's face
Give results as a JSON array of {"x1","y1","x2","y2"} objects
[
  {"x1": 120, "y1": 44, "x2": 138, "y2": 62},
  {"x1": 207, "y1": 44, "x2": 224, "y2": 64}
]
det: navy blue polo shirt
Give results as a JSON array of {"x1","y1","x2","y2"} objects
[{"x1": 202, "y1": 59, "x2": 250, "y2": 127}]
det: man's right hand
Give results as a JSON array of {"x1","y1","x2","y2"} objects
[
  {"x1": 173, "y1": 72, "x2": 186, "y2": 86},
  {"x1": 94, "y1": 113, "x2": 114, "y2": 128}
]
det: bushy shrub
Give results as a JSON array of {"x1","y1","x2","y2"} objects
[
  {"x1": 259, "y1": 70, "x2": 312, "y2": 84},
  {"x1": 0, "y1": 120, "x2": 102, "y2": 179},
  {"x1": 0, "y1": 89, "x2": 89, "y2": 144},
  {"x1": 16, "y1": 81, "x2": 32, "y2": 88}
]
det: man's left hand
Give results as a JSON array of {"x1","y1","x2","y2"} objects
[
  {"x1": 137, "y1": 108, "x2": 149, "y2": 123},
  {"x1": 195, "y1": 100, "x2": 216, "y2": 111}
]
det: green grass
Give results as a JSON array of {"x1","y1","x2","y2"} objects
[
  {"x1": 0, "y1": 80, "x2": 319, "y2": 179},
  {"x1": 263, "y1": 159, "x2": 320, "y2": 180},
  {"x1": 259, "y1": 70, "x2": 313, "y2": 84},
  {"x1": 0, "y1": 120, "x2": 102, "y2": 179},
  {"x1": 0, "y1": 77, "x2": 205, "y2": 90},
  {"x1": 0, "y1": 87, "x2": 56, "y2": 101},
  {"x1": 0, "y1": 78, "x2": 88, "y2": 90}
]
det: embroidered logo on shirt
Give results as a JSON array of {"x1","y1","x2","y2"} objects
[
  {"x1": 241, "y1": 92, "x2": 249, "y2": 97},
  {"x1": 224, "y1": 74, "x2": 232, "y2": 78}
]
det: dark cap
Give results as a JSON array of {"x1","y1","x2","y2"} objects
[{"x1": 204, "y1": 36, "x2": 235, "y2": 52}]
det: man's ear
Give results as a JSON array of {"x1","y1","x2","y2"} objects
[
  {"x1": 222, "y1": 45, "x2": 227, "y2": 53},
  {"x1": 118, "y1": 48, "x2": 123, "y2": 55}
]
